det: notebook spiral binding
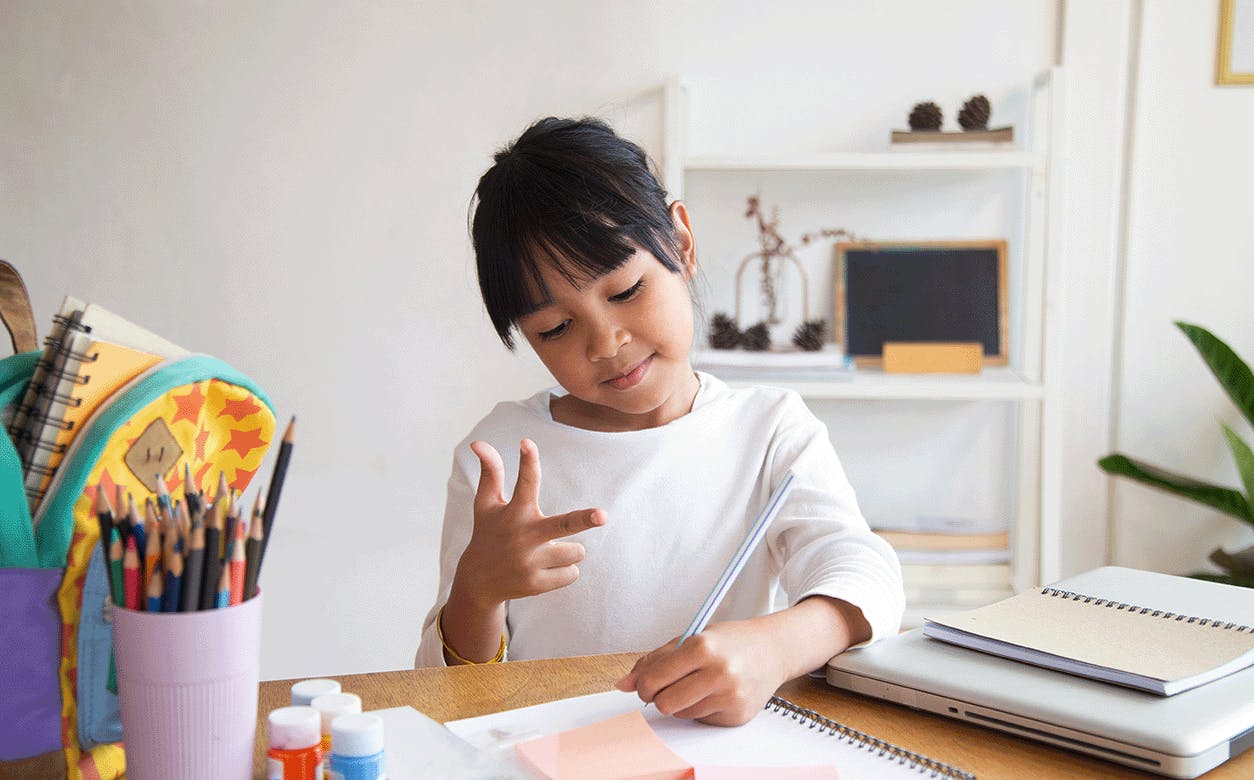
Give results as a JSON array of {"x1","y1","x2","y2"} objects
[
  {"x1": 766, "y1": 696, "x2": 976, "y2": 779},
  {"x1": 1041, "y1": 587, "x2": 1252, "y2": 633}
]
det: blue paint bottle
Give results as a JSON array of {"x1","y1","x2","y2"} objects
[{"x1": 326, "y1": 712, "x2": 386, "y2": 780}]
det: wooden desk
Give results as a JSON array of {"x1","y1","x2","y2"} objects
[{"x1": 256, "y1": 653, "x2": 1253, "y2": 778}]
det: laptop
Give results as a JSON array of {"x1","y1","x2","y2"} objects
[{"x1": 826, "y1": 627, "x2": 1254, "y2": 778}]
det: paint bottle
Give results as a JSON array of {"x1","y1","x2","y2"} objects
[
  {"x1": 326, "y1": 712, "x2": 386, "y2": 780},
  {"x1": 267, "y1": 706, "x2": 324, "y2": 780},
  {"x1": 310, "y1": 692, "x2": 362, "y2": 754},
  {"x1": 291, "y1": 678, "x2": 341, "y2": 706}
]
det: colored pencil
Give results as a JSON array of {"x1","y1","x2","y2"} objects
[
  {"x1": 94, "y1": 485, "x2": 115, "y2": 590},
  {"x1": 184, "y1": 461, "x2": 202, "y2": 518},
  {"x1": 215, "y1": 559, "x2": 231, "y2": 609},
  {"x1": 223, "y1": 492, "x2": 240, "y2": 565},
  {"x1": 259, "y1": 416, "x2": 294, "y2": 567},
  {"x1": 108, "y1": 529, "x2": 124, "y2": 609},
  {"x1": 244, "y1": 492, "x2": 265, "y2": 599},
  {"x1": 146, "y1": 561, "x2": 164, "y2": 612},
  {"x1": 182, "y1": 514, "x2": 205, "y2": 613},
  {"x1": 123, "y1": 535, "x2": 141, "y2": 610},
  {"x1": 163, "y1": 548, "x2": 183, "y2": 613},
  {"x1": 200, "y1": 473, "x2": 227, "y2": 611},
  {"x1": 229, "y1": 517, "x2": 246, "y2": 606},
  {"x1": 143, "y1": 506, "x2": 162, "y2": 591}
]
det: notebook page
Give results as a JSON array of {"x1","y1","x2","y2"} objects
[
  {"x1": 77, "y1": 302, "x2": 188, "y2": 358},
  {"x1": 447, "y1": 690, "x2": 950, "y2": 779}
]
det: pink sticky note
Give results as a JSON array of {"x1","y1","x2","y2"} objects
[
  {"x1": 694, "y1": 765, "x2": 838, "y2": 779},
  {"x1": 515, "y1": 710, "x2": 694, "y2": 780}
]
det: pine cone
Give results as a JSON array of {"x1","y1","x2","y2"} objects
[
  {"x1": 908, "y1": 101, "x2": 943, "y2": 131},
  {"x1": 741, "y1": 322, "x2": 771, "y2": 352},
  {"x1": 791, "y1": 319, "x2": 828, "y2": 352},
  {"x1": 707, "y1": 312, "x2": 742, "y2": 350},
  {"x1": 958, "y1": 94, "x2": 991, "y2": 130}
]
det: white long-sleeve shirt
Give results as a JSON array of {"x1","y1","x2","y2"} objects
[{"x1": 415, "y1": 372, "x2": 903, "y2": 667}]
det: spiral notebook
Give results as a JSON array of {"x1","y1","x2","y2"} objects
[
  {"x1": 445, "y1": 689, "x2": 973, "y2": 779},
  {"x1": 7, "y1": 297, "x2": 187, "y2": 519},
  {"x1": 922, "y1": 566, "x2": 1254, "y2": 696}
]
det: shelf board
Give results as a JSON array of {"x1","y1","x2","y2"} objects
[
  {"x1": 719, "y1": 367, "x2": 1044, "y2": 401},
  {"x1": 684, "y1": 151, "x2": 1042, "y2": 172}
]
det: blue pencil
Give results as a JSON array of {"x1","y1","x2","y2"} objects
[
  {"x1": 163, "y1": 549, "x2": 183, "y2": 612},
  {"x1": 676, "y1": 470, "x2": 797, "y2": 647}
]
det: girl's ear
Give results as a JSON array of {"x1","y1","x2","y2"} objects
[{"x1": 668, "y1": 200, "x2": 698, "y2": 279}]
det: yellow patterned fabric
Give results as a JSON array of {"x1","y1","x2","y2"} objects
[{"x1": 55, "y1": 378, "x2": 274, "y2": 779}]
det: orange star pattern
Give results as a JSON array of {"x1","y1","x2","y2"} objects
[
  {"x1": 220, "y1": 396, "x2": 262, "y2": 422},
  {"x1": 223, "y1": 427, "x2": 268, "y2": 460},
  {"x1": 194, "y1": 428, "x2": 211, "y2": 461},
  {"x1": 231, "y1": 466, "x2": 258, "y2": 492},
  {"x1": 170, "y1": 384, "x2": 207, "y2": 427},
  {"x1": 194, "y1": 462, "x2": 214, "y2": 493},
  {"x1": 166, "y1": 466, "x2": 183, "y2": 496}
]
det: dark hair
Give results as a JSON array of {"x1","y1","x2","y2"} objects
[{"x1": 470, "y1": 117, "x2": 684, "y2": 349}]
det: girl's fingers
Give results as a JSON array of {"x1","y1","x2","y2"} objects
[
  {"x1": 470, "y1": 441, "x2": 505, "y2": 511},
  {"x1": 533, "y1": 541, "x2": 585, "y2": 569},
  {"x1": 632, "y1": 638, "x2": 704, "y2": 704},
  {"x1": 652, "y1": 667, "x2": 721, "y2": 719},
  {"x1": 513, "y1": 438, "x2": 542, "y2": 508},
  {"x1": 530, "y1": 564, "x2": 580, "y2": 594},
  {"x1": 540, "y1": 508, "x2": 605, "y2": 542}
]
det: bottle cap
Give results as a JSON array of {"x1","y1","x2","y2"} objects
[
  {"x1": 331, "y1": 712, "x2": 385, "y2": 757},
  {"x1": 268, "y1": 706, "x2": 321, "y2": 750},
  {"x1": 291, "y1": 678, "x2": 342, "y2": 706},
  {"x1": 311, "y1": 692, "x2": 362, "y2": 733}
]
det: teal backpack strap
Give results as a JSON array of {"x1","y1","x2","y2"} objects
[{"x1": 0, "y1": 352, "x2": 40, "y2": 568}]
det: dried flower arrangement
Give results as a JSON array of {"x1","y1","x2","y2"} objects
[{"x1": 707, "y1": 196, "x2": 856, "y2": 352}]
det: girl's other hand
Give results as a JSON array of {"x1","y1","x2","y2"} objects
[
  {"x1": 614, "y1": 619, "x2": 787, "y2": 727},
  {"x1": 454, "y1": 438, "x2": 605, "y2": 609}
]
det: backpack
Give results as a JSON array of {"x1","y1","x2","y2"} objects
[{"x1": 0, "y1": 262, "x2": 275, "y2": 778}]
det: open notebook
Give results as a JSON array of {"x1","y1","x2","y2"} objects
[
  {"x1": 445, "y1": 689, "x2": 973, "y2": 779},
  {"x1": 7, "y1": 297, "x2": 187, "y2": 519}
]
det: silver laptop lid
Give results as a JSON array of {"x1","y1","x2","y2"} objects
[{"x1": 826, "y1": 629, "x2": 1254, "y2": 775}]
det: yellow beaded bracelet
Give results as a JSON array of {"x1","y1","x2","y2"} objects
[{"x1": 436, "y1": 605, "x2": 507, "y2": 664}]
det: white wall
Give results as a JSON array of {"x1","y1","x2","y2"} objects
[
  {"x1": 4, "y1": 1, "x2": 1064, "y2": 678},
  {"x1": 1110, "y1": 2, "x2": 1254, "y2": 573}
]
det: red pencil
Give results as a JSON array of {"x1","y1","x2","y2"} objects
[
  {"x1": 229, "y1": 517, "x2": 246, "y2": 606},
  {"x1": 123, "y1": 535, "x2": 141, "y2": 610}
]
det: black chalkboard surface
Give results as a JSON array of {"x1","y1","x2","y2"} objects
[{"x1": 835, "y1": 241, "x2": 1008, "y2": 366}]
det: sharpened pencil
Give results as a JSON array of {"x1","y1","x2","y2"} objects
[
  {"x1": 244, "y1": 491, "x2": 265, "y2": 600},
  {"x1": 94, "y1": 485, "x2": 115, "y2": 589},
  {"x1": 163, "y1": 548, "x2": 183, "y2": 613},
  {"x1": 182, "y1": 513, "x2": 205, "y2": 613},
  {"x1": 200, "y1": 473, "x2": 227, "y2": 611},
  {"x1": 146, "y1": 560, "x2": 164, "y2": 612},
  {"x1": 259, "y1": 416, "x2": 294, "y2": 568},
  {"x1": 215, "y1": 557, "x2": 231, "y2": 609},
  {"x1": 123, "y1": 535, "x2": 141, "y2": 610},
  {"x1": 229, "y1": 516, "x2": 246, "y2": 606}
]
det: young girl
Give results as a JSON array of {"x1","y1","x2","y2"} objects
[{"x1": 416, "y1": 117, "x2": 903, "y2": 726}]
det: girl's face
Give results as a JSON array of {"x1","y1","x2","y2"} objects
[{"x1": 517, "y1": 203, "x2": 700, "y2": 432}]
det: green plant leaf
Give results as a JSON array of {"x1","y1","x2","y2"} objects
[
  {"x1": 1223, "y1": 424, "x2": 1254, "y2": 503},
  {"x1": 1176, "y1": 322, "x2": 1254, "y2": 430},
  {"x1": 1190, "y1": 571, "x2": 1254, "y2": 589},
  {"x1": 1098, "y1": 454, "x2": 1252, "y2": 522}
]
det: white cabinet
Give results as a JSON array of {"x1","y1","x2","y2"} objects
[{"x1": 661, "y1": 69, "x2": 1066, "y2": 614}]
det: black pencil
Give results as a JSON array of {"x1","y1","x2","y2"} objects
[
  {"x1": 244, "y1": 491, "x2": 265, "y2": 599},
  {"x1": 94, "y1": 485, "x2": 115, "y2": 591},
  {"x1": 259, "y1": 416, "x2": 294, "y2": 568},
  {"x1": 182, "y1": 508, "x2": 205, "y2": 613},
  {"x1": 199, "y1": 472, "x2": 228, "y2": 611}
]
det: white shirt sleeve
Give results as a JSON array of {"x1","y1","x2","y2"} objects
[{"x1": 764, "y1": 394, "x2": 905, "y2": 644}]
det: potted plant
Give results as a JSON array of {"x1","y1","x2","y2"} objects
[{"x1": 1099, "y1": 322, "x2": 1254, "y2": 587}]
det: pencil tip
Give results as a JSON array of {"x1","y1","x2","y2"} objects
[{"x1": 283, "y1": 416, "x2": 296, "y2": 442}]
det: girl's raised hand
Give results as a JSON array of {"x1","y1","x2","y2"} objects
[{"x1": 455, "y1": 438, "x2": 605, "y2": 609}]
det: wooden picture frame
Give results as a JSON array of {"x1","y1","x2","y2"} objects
[
  {"x1": 835, "y1": 240, "x2": 1008, "y2": 368},
  {"x1": 1218, "y1": 0, "x2": 1254, "y2": 85}
]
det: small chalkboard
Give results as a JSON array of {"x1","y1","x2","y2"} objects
[{"x1": 835, "y1": 241, "x2": 1007, "y2": 367}]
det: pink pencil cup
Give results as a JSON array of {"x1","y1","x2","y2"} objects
[{"x1": 111, "y1": 593, "x2": 263, "y2": 780}]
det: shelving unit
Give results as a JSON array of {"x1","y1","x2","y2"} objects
[{"x1": 663, "y1": 69, "x2": 1066, "y2": 608}]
